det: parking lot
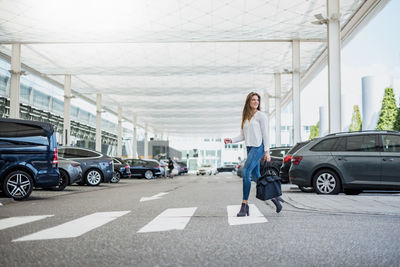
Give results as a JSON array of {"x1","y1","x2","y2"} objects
[{"x1": 1, "y1": 173, "x2": 399, "y2": 266}]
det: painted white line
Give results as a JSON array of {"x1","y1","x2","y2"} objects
[
  {"x1": 0, "y1": 215, "x2": 54, "y2": 230},
  {"x1": 137, "y1": 207, "x2": 197, "y2": 233},
  {"x1": 140, "y1": 192, "x2": 169, "y2": 202},
  {"x1": 13, "y1": 211, "x2": 130, "y2": 242},
  {"x1": 227, "y1": 204, "x2": 268, "y2": 225}
]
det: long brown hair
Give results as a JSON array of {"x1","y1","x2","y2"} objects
[{"x1": 241, "y1": 92, "x2": 261, "y2": 129}]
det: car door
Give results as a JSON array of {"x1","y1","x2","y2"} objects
[
  {"x1": 332, "y1": 135, "x2": 381, "y2": 186},
  {"x1": 380, "y1": 134, "x2": 400, "y2": 187},
  {"x1": 130, "y1": 159, "x2": 146, "y2": 177}
]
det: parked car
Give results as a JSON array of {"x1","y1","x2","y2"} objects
[
  {"x1": 196, "y1": 164, "x2": 215, "y2": 175},
  {"x1": 0, "y1": 118, "x2": 60, "y2": 200},
  {"x1": 177, "y1": 161, "x2": 188, "y2": 175},
  {"x1": 56, "y1": 158, "x2": 83, "y2": 191},
  {"x1": 289, "y1": 130, "x2": 400, "y2": 195},
  {"x1": 58, "y1": 147, "x2": 113, "y2": 186},
  {"x1": 125, "y1": 158, "x2": 162, "y2": 179},
  {"x1": 144, "y1": 159, "x2": 164, "y2": 177},
  {"x1": 217, "y1": 164, "x2": 236, "y2": 173},
  {"x1": 112, "y1": 157, "x2": 131, "y2": 183},
  {"x1": 280, "y1": 141, "x2": 313, "y2": 191},
  {"x1": 160, "y1": 159, "x2": 179, "y2": 176}
]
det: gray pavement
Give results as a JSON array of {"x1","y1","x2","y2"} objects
[{"x1": 0, "y1": 173, "x2": 399, "y2": 266}]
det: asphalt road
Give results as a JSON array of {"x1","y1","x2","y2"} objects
[{"x1": 1, "y1": 173, "x2": 399, "y2": 266}]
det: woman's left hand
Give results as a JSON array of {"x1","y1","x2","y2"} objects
[{"x1": 264, "y1": 152, "x2": 271, "y2": 162}]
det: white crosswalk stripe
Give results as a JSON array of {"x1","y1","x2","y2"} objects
[
  {"x1": 13, "y1": 211, "x2": 130, "y2": 242},
  {"x1": 137, "y1": 207, "x2": 197, "y2": 233},
  {"x1": 0, "y1": 215, "x2": 54, "y2": 230},
  {"x1": 227, "y1": 204, "x2": 268, "y2": 225}
]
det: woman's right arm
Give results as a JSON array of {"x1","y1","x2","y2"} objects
[{"x1": 228, "y1": 129, "x2": 244, "y2": 144}]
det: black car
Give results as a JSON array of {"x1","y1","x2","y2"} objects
[
  {"x1": 236, "y1": 147, "x2": 290, "y2": 179},
  {"x1": 112, "y1": 157, "x2": 131, "y2": 183},
  {"x1": 0, "y1": 118, "x2": 60, "y2": 200},
  {"x1": 177, "y1": 161, "x2": 188, "y2": 175},
  {"x1": 280, "y1": 141, "x2": 312, "y2": 189},
  {"x1": 289, "y1": 130, "x2": 400, "y2": 195},
  {"x1": 125, "y1": 158, "x2": 162, "y2": 179},
  {"x1": 217, "y1": 164, "x2": 236, "y2": 173},
  {"x1": 58, "y1": 147, "x2": 113, "y2": 186}
]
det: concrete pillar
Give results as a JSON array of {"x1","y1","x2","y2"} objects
[
  {"x1": 132, "y1": 115, "x2": 137, "y2": 158},
  {"x1": 9, "y1": 44, "x2": 21, "y2": 119},
  {"x1": 117, "y1": 106, "x2": 122, "y2": 156},
  {"x1": 292, "y1": 40, "x2": 301, "y2": 143},
  {"x1": 274, "y1": 74, "x2": 281, "y2": 147},
  {"x1": 63, "y1": 75, "x2": 71, "y2": 146},
  {"x1": 144, "y1": 125, "x2": 149, "y2": 159},
  {"x1": 327, "y1": 0, "x2": 342, "y2": 133},
  {"x1": 96, "y1": 94, "x2": 102, "y2": 152},
  {"x1": 319, "y1": 106, "x2": 328, "y2": 137}
]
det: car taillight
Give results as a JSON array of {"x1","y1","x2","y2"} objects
[
  {"x1": 71, "y1": 163, "x2": 80, "y2": 167},
  {"x1": 52, "y1": 148, "x2": 58, "y2": 165},
  {"x1": 238, "y1": 164, "x2": 242, "y2": 169},
  {"x1": 284, "y1": 155, "x2": 292, "y2": 163},
  {"x1": 291, "y1": 156, "x2": 303, "y2": 165}
]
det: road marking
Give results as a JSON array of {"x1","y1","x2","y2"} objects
[
  {"x1": 140, "y1": 192, "x2": 169, "y2": 202},
  {"x1": 227, "y1": 204, "x2": 268, "y2": 225},
  {"x1": 0, "y1": 215, "x2": 54, "y2": 230},
  {"x1": 137, "y1": 207, "x2": 197, "y2": 233},
  {"x1": 13, "y1": 211, "x2": 130, "y2": 242}
]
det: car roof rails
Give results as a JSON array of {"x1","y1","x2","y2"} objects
[{"x1": 326, "y1": 130, "x2": 399, "y2": 137}]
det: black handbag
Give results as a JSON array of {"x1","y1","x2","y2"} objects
[{"x1": 256, "y1": 160, "x2": 282, "y2": 201}]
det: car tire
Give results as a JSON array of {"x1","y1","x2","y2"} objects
[
  {"x1": 313, "y1": 169, "x2": 341, "y2": 195},
  {"x1": 144, "y1": 170, "x2": 154, "y2": 179},
  {"x1": 344, "y1": 189, "x2": 362, "y2": 195},
  {"x1": 85, "y1": 169, "x2": 102, "y2": 186},
  {"x1": 111, "y1": 171, "x2": 121, "y2": 183},
  {"x1": 298, "y1": 186, "x2": 315, "y2": 193},
  {"x1": 2, "y1": 170, "x2": 33, "y2": 200},
  {"x1": 52, "y1": 169, "x2": 68, "y2": 191}
]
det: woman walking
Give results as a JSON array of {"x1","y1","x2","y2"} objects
[{"x1": 224, "y1": 92, "x2": 283, "y2": 216}]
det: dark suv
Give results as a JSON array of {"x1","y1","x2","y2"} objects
[
  {"x1": 0, "y1": 118, "x2": 59, "y2": 200},
  {"x1": 289, "y1": 130, "x2": 400, "y2": 195}
]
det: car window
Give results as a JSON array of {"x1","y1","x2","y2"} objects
[
  {"x1": 133, "y1": 160, "x2": 146, "y2": 167},
  {"x1": 382, "y1": 135, "x2": 400, "y2": 152},
  {"x1": 288, "y1": 141, "x2": 310, "y2": 154},
  {"x1": 0, "y1": 122, "x2": 49, "y2": 146},
  {"x1": 62, "y1": 148, "x2": 100, "y2": 158},
  {"x1": 340, "y1": 135, "x2": 379, "y2": 152},
  {"x1": 311, "y1": 138, "x2": 338, "y2": 151},
  {"x1": 270, "y1": 148, "x2": 289, "y2": 157},
  {"x1": 113, "y1": 158, "x2": 122, "y2": 164}
]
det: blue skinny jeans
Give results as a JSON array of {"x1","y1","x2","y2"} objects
[{"x1": 242, "y1": 143, "x2": 265, "y2": 201}]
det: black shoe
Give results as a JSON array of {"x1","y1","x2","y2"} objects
[
  {"x1": 237, "y1": 203, "x2": 249, "y2": 217},
  {"x1": 271, "y1": 198, "x2": 283, "y2": 213}
]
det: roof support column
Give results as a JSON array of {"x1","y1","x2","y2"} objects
[
  {"x1": 327, "y1": 0, "x2": 342, "y2": 133},
  {"x1": 132, "y1": 115, "x2": 137, "y2": 158},
  {"x1": 117, "y1": 106, "x2": 122, "y2": 156},
  {"x1": 63, "y1": 75, "x2": 71, "y2": 146},
  {"x1": 274, "y1": 74, "x2": 281, "y2": 147},
  {"x1": 96, "y1": 94, "x2": 102, "y2": 152},
  {"x1": 9, "y1": 44, "x2": 21, "y2": 119},
  {"x1": 144, "y1": 124, "x2": 148, "y2": 159},
  {"x1": 264, "y1": 92, "x2": 270, "y2": 144},
  {"x1": 292, "y1": 40, "x2": 301, "y2": 144}
]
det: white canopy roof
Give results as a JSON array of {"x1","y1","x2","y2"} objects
[{"x1": 0, "y1": 0, "x2": 382, "y2": 136}]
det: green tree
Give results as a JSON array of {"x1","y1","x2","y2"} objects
[
  {"x1": 349, "y1": 105, "x2": 362, "y2": 131},
  {"x1": 376, "y1": 87, "x2": 398, "y2": 130},
  {"x1": 309, "y1": 121, "x2": 319, "y2": 140}
]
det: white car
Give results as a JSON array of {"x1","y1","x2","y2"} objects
[{"x1": 196, "y1": 164, "x2": 216, "y2": 176}]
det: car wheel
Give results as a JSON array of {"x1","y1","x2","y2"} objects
[
  {"x1": 298, "y1": 186, "x2": 315, "y2": 193},
  {"x1": 85, "y1": 169, "x2": 102, "y2": 186},
  {"x1": 344, "y1": 189, "x2": 362, "y2": 195},
  {"x1": 313, "y1": 169, "x2": 341, "y2": 194},
  {"x1": 52, "y1": 169, "x2": 68, "y2": 191},
  {"x1": 3, "y1": 170, "x2": 33, "y2": 200},
  {"x1": 144, "y1": 170, "x2": 154, "y2": 179},
  {"x1": 111, "y1": 171, "x2": 121, "y2": 183}
]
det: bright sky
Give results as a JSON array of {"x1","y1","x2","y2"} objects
[{"x1": 301, "y1": 0, "x2": 400, "y2": 129}]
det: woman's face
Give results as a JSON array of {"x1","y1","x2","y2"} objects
[{"x1": 250, "y1": 95, "x2": 259, "y2": 110}]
